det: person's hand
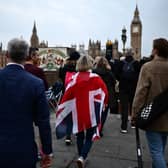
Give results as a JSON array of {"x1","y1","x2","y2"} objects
[
  {"x1": 40, "y1": 154, "x2": 53, "y2": 168},
  {"x1": 131, "y1": 114, "x2": 136, "y2": 127},
  {"x1": 115, "y1": 80, "x2": 119, "y2": 93},
  {"x1": 131, "y1": 119, "x2": 136, "y2": 127}
]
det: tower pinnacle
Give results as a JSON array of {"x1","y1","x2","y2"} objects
[
  {"x1": 30, "y1": 21, "x2": 39, "y2": 48},
  {"x1": 33, "y1": 21, "x2": 37, "y2": 33}
]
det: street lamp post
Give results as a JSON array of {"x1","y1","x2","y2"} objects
[{"x1": 121, "y1": 26, "x2": 127, "y2": 55}]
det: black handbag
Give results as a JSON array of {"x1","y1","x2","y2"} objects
[{"x1": 136, "y1": 88, "x2": 168, "y2": 129}]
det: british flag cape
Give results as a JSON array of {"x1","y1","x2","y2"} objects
[{"x1": 55, "y1": 71, "x2": 108, "y2": 140}]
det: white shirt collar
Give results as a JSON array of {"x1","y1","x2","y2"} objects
[{"x1": 7, "y1": 62, "x2": 24, "y2": 69}]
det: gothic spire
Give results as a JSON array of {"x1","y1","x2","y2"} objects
[
  {"x1": 33, "y1": 21, "x2": 37, "y2": 33},
  {"x1": 30, "y1": 21, "x2": 39, "y2": 48},
  {"x1": 135, "y1": 5, "x2": 139, "y2": 17},
  {"x1": 132, "y1": 5, "x2": 141, "y2": 24}
]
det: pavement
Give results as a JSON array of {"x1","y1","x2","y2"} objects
[{"x1": 37, "y1": 113, "x2": 168, "y2": 168}]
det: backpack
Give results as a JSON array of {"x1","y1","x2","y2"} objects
[{"x1": 122, "y1": 60, "x2": 135, "y2": 80}]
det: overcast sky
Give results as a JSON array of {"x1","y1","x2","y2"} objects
[{"x1": 0, "y1": 0, "x2": 168, "y2": 57}]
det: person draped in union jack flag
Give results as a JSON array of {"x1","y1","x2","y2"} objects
[
  {"x1": 58, "y1": 51, "x2": 80, "y2": 145},
  {"x1": 56, "y1": 54, "x2": 108, "y2": 168}
]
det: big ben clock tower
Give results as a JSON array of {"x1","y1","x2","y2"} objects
[{"x1": 131, "y1": 5, "x2": 142, "y2": 60}]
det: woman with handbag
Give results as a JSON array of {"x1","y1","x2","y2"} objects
[{"x1": 131, "y1": 38, "x2": 168, "y2": 168}]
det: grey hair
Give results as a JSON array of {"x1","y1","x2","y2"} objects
[
  {"x1": 76, "y1": 54, "x2": 93, "y2": 72},
  {"x1": 7, "y1": 38, "x2": 29, "y2": 63},
  {"x1": 125, "y1": 48, "x2": 134, "y2": 57}
]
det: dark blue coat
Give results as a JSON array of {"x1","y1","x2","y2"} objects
[{"x1": 0, "y1": 64, "x2": 52, "y2": 168}]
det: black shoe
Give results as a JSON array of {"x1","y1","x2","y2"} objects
[
  {"x1": 100, "y1": 131, "x2": 104, "y2": 137},
  {"x1": 65, "y1": 138, "x2": 72, "y2": 146}
]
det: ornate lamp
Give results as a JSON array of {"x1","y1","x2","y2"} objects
[{"x1": 121, "y1": 26, "x2": 127, "y2": 55}]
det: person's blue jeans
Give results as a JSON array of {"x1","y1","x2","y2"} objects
[
  {"x1": 146, "y1": 130, "x2": 168, "y2": 168},
  {"x1": 101, "y1": 105, "x2": 109, "y2": 129},
  {"x1": 76, "y1": 127, "x2": 95, "y2": 159},
  {"x1": 66, "y1": 114, "x2": 72, "y2": 140}
]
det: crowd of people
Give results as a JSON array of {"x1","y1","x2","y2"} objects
[{"x1": 0, "y1": 37, "x2": 168, "y2": 168}]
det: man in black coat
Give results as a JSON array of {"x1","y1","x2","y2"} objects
[{"x1": 118, "y1": 49, "x2": 140, "y2": 133}]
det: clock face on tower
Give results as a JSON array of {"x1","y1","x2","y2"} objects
[{"x1": 133, "y1": 26, "x2": 139, "y2": 33}]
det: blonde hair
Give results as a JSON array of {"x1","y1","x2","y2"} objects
[
  {"x1": 95, "y1": 56, "x2": 111, "y2": 70},
  {"x1": 76, "y1": 55, "x2": 93, "y2": 72}
]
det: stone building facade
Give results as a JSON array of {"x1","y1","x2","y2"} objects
[
  {"x1": 88, "y1": 39, "x2": 101, "y2": 59},
  {"x1": 0, "y1": 43, "x2": 7, "y2": 68}
]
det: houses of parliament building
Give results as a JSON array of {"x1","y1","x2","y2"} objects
[{"x1": 0, "y1": 5, "x2": 142, "y2": 69}]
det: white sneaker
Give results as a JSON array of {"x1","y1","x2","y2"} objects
[
  {"x1": 120, "y1": 129, "x2": 128, "y2": 134},
  {"x1": 76, "y1": 156, "x2": 84, "y2": 168},
  {"x1": 116, "y1": 114, "x2": 121, "y2": 119},
  {"x1": 65, "y1": 138, "x2": 72, "y2": 146},
  {"x1": 131, "y1": 126, "x2": 135, "y2": 129},
  {"x1": 128, "y1": 116, "x2": 131, "y2": 121}
]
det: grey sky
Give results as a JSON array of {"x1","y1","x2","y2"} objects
[{"x1": 0, "y1": 0, "x2": 168, "y2": 57}]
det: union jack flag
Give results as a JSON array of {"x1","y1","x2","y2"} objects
[{"x1": 55, "y1": 71, "x2": 108, "y2": 140}]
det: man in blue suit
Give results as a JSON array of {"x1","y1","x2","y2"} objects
[{"x1": 0, "y1": 38, "x2": 53, "y2": 168}]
